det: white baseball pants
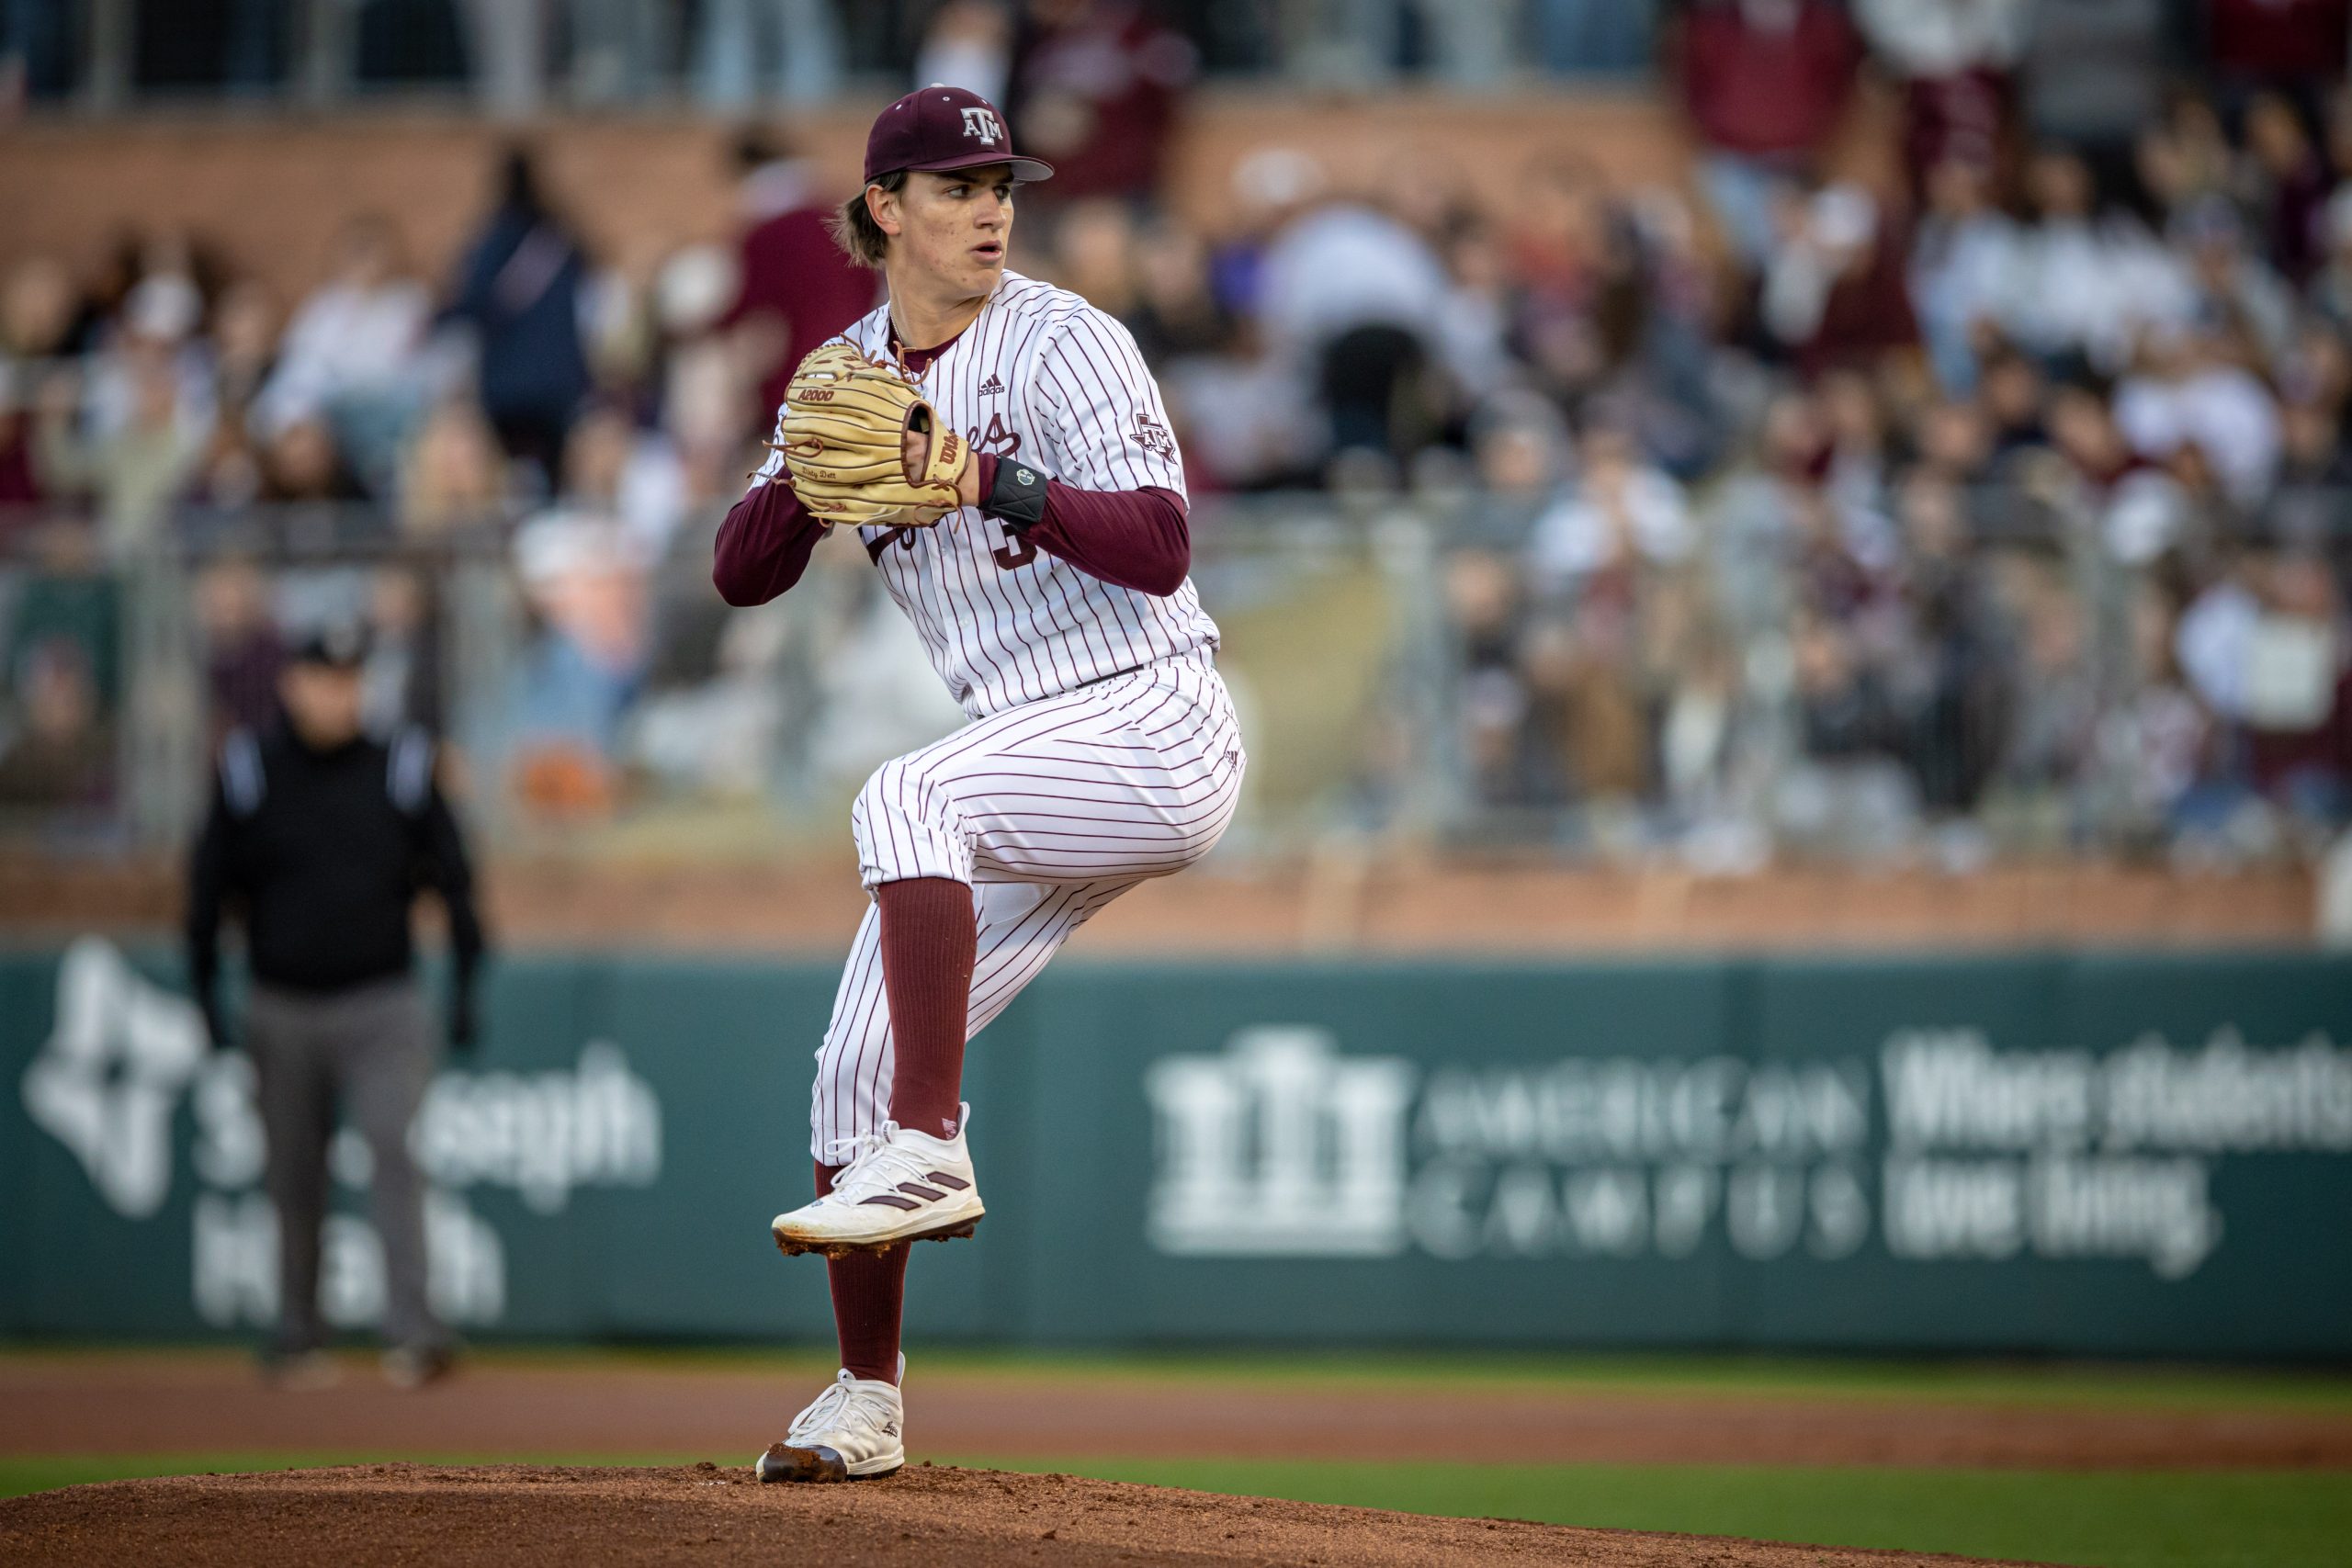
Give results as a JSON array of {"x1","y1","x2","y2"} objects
[{"x1": 809, "y1": 654, "x2": 1245, "y2": 1158}]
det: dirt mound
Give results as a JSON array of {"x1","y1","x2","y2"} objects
[{"x1": 0, "y1": 1463, "x2": 2031, "y2": 1567}]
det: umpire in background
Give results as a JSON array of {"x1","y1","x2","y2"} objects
[{"x1": 187, "y1": 622, "x2": 487, "y2": 1389}]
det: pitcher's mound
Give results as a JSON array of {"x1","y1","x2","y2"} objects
[{"x1": 0, "y1": 1462, "x2": 2037, "y2": 1566}]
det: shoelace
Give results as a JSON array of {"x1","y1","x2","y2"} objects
[
  {"x1": 787, "y1": 1376, "x2": 853, "y2": 1440},
  {"x1": 821, "y1": 1122, "x2": 898, "y2": 1179},
  {"x1": 821, "y1": 1122, "x2": 945, "y2": 1204},
  {"x1": 788, "y1": 1372, "x2": 890, "y2": 1443}
]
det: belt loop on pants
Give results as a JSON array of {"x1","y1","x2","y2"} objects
[
  {"x1": 1073, "y1": 662, "x2": 1148, "y2": 691},
  {"x1": 1071, "y1": 649, "x2": 1216, "y2": 693}
]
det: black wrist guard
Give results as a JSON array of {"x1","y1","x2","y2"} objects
[{"x1": 985, "y1": 457, "x2": 1050, "y2": 533}]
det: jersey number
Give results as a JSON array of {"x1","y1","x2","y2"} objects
[{"x1": 972, "y1": 415, "x2": 1035, "y2": 570}]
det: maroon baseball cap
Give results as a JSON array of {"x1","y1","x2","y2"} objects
[{"x1": 864, "y1": 85, "x2": 1055, "y2": 186}]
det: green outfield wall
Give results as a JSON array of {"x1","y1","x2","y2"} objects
[{"x1": 5, "y1": 940, "x2": 2348, "y2": 1356}]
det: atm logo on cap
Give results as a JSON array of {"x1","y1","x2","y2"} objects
[{"x1": 960, "y1": 107, "x2": 1002, "y2": 144}]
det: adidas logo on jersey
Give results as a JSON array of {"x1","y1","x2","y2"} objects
[{"x1": 978, "y1": 374, "x2": 1004, "y2": 396}]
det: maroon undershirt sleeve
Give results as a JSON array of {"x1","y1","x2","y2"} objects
[
  {"x1": 716, "y1": 457, "x2": 1192, "y2": 606},
  {"x1": 712, "y1": 477, "x2": 829, "y2": 606},
  {"x1": 972, "y1": 453, "x2": 1192, "y2": 599}
]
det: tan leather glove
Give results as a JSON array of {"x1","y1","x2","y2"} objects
[{"x1": 771, "y1": 341, "x2": 969, "y2": 529}]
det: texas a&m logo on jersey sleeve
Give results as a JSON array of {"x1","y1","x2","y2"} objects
[{"x1": 1129, "y1": 412, "x2": 1176, "y2": 461}]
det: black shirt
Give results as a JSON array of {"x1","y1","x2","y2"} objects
[{"x1": 187, "y1": 722, "x2": 486, "y2": 1018}]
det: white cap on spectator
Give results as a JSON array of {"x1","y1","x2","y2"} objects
[
  {"x1": 1231, "y1": 146, "x2": 1326, "y2": 214},
  {"x1": 1809, "y1": 185, "x2": 1877, "y2": 254},
  {"x1": 514, "y1": 513, "x2": 600, "y2": 588},
  {"x1": 655, "y1": 244, "x2": 740, "y2": 337},
  {"x1": 514, "y1": 509, "x2": 659, "y2": 589},
  {"x1": 124, "y1": 274, "x2": 201, "y2": 344}
]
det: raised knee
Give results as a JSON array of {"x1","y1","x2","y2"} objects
[
  {"x1": 853, "y1": 754, "x2": 975, "y2": 886},
  {"x1": 854, "y1": 758, "x2": 896, "y2": 814},
  {"x1": 855, "y1": 758, "x2": 962, "y2": 840},
  {"x1": 855, "y1": 757, "x2": 935, "y2": 827}
]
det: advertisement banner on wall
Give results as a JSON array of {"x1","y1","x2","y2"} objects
[{"x1": 3, "y1": 942, "x2": 2347, "y2": 1356}]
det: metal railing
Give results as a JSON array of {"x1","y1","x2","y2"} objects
[{"x1": 2, "y1": 483, "x2": 2347, "y2": 865}]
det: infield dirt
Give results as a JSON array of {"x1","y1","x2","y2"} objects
[
  {"x1": 0, "y1": 1462, "x2": 2037, "y2": 1567},
  {"x1": 8, "y1": 1354, "x2": 2347, "y2": 1566}
]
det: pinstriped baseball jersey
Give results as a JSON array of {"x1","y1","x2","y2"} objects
[{"x1": 755, "y1": 270, "x2": 1218, "y2": 720}]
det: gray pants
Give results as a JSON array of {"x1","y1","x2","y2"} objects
[{"x1": 246, "y1": 976, "x2": 438, "y2": 1352}]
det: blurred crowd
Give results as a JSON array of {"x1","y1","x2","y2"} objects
[
  {"x1": 2, "y1": 0, "x2": 2350, "y2": 870},
  {"x1": 0, "y1": 114, "x2": 833, "y2": 822},
  {"x1": 1, "y1": 1, "x2": 1663, "y2": 112},
  {"x1": 1404, "y1": 2, "x2": 2352, "y2": 866}
]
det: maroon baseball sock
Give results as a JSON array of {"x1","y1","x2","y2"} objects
[
  {"x1": 876, "y1": 876, "x2": 976, "y2": 1141},
  {"x1": 816, "y1": 1160, "x2": 907, "y2": 1385}
]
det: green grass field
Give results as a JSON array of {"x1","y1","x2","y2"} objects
[
  {"x1": 976, "y1": 1456, "x2": 2352, "y2": 1568},
  {"x1": 471, "y1": 1344, "x2": 2352, "y2": 1414},
  {"x1": 8, "y1": 1350, "x2": 2350, "y2": 1568}
]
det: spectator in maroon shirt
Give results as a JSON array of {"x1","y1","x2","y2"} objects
[
  {"x1": 1003, "y1": 0, "x2": 1198, "y2": 206},
  {"x1": 0, "y1": 399, "x2": 40, "y2": 516},
  {"x1": 2, "y1": 255, "x2": 78, "y2": 523},
  {"x1": 1807, "y1": 233, "x2": 1921, "y2": 382},
  {"x1": 1852, "y1": 0, "x2": 2029, "y2": 196},
  {"x1": 195, "y1": 557, "x2": 287, "y2": 747},
  {"x1": 2244, "y1": 91, "x2": 2337, "y2": 283},
  {"x1": 1668, "y1": 0, "x2": 1864, "y2": 269},
  {"x1": 2242, "y1": 554, "x2": 2352, "y2": 826},
  {"x1": 1762, "y1": 183, "x2": 1921, "y2": 380},
  {"x1": 722, "y1": 130, "x2": 879, "y2": 425},
  {"x1": 2205, "y1": 0, "x2": 2351, "y2": 109}
]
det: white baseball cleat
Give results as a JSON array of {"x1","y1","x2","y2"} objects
[
  {"x1": 772, "y1": 1104, "x2": 985, "y2": 1257},
  {"x1": 753, "y1": 1361, "x2": 906, "y2": 1483}
]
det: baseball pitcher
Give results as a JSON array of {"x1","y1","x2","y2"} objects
[{"x1": 712, "y1": 86, "x2": 1246, "y2": 1482}]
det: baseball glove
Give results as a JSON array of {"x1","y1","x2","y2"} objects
[{"x1": 771, "y1": 341, "x2": 969, "y2": 529}]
